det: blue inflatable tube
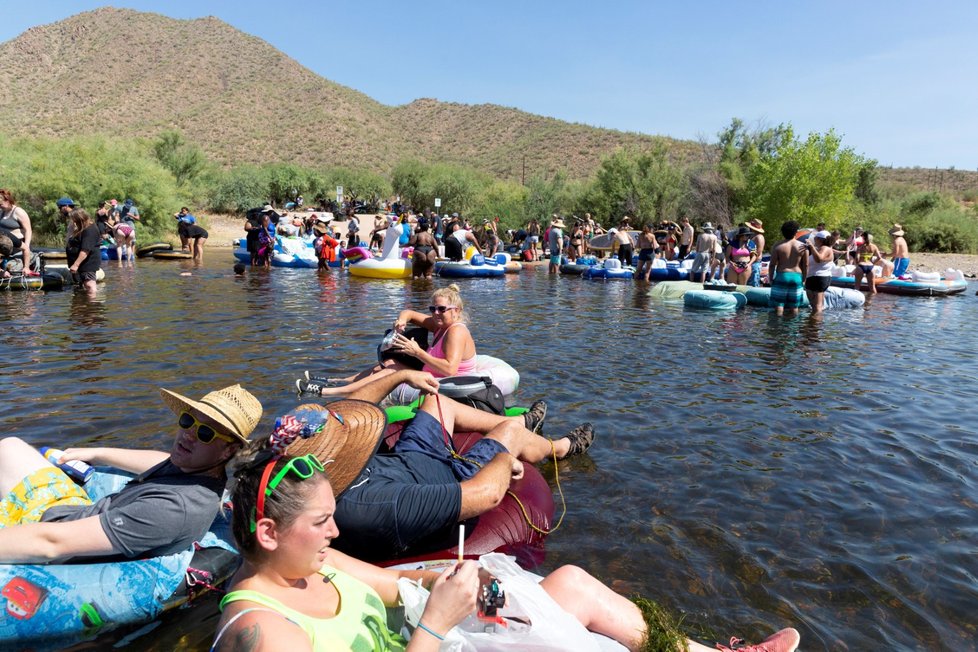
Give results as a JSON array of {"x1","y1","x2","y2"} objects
[
  {"x1": 435, "y1": 261, "x2": 506, "y2": 278},
  {"x1": 684, "y1": 290, "x2": 746, "y2": 310},
  {"x1": 0, "y1": 470, "x2": 237, "y2": 650},
  {"x1": 647, "y1": 265, "x2": 690, "y2": 281},
  {"x1": 583, "y1": 266, "x2": 634, "y2": 280}
]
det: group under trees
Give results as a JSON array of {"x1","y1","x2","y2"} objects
[
  {"x1": 1, "y1": 134, "x2": 181, "y2": 244},
  {"x1": 2, "y1": 123, "x2": 976, "y2": 252}
]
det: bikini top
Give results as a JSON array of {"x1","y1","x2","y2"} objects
[
  {"x1": 730, "y1": 246, "x2": 751, "y2": 259},
  {"x1": 422, "y1": 322, "x2": 477, "y2": 378}
]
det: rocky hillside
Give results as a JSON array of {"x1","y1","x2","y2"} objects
[
  {"x1": 0, "y1": 7, "x2": 692, "y2": 179},
  {"x1": 1, "y1": 7, "x2": 971, "y2": 190}
]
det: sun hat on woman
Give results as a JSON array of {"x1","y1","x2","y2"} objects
[{"x1": 275, "y1": 401, "x2": 388, "y2": 495}]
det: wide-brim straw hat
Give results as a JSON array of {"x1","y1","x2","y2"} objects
[
  {"x1": 159, "y1": 385, "x2": 263, "y2": 445},
  {"x1": 745, "y1": 220, "x2": 764, "y2": 233},
  {"x1": 313, "y1": 224, "x2": 328, "y2": 235},
  {"x1": 701, "y1": 222, "x2": 715, "y2": 232},
  {"x1": 282, "y1": 400, "x2": 387, "y2": 496},
  {"x1": 551, "y1": 219, "x2": 566, "y2": 229},
  {"x1": 889, "y1": 224, "x2": 905, "y2": 237}
]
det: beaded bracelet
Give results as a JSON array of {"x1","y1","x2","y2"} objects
[{"x1": 416, "y1": 621, "x2": 445, "y2": 641}]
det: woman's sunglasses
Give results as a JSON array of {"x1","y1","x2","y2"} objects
[
  {"x1": 250, "y1": 454, "x2": 326, "y2": 532},
  {"x1": 178, "y1": 412, "x2": 235, "y2": 444},
  {"x1": 428, "y1": 305, "x2": 457, "y2": 314}
]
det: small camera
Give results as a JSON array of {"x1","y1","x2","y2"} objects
[{"x1": 479, "y1": 578, "x2": 505, "y2": 617}]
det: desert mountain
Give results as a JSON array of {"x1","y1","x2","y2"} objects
[{"x1": 0, "y1": 7, "x2": 694, "y2": 180}]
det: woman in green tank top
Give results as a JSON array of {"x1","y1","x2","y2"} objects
[{"x1": 213, "y1": 426, "x2": 802, "y2": 652}]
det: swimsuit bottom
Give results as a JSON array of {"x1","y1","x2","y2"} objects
[
  {"x1": 728, "y1": 260, "x2": 750, "y2": 274},
  {"x1": 414, "y1": 245, "x2": 434, "y2": 254},
  {"x1": 858, "y1": 263, "x2": 875, "y2": 273}
]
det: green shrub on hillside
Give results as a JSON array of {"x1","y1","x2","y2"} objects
[
  {"x1": 898, "y1": 191, "x2": 956, "y2": 217},
  {"x1": 908, "y1": 208, "x2": 978, "y2": 253}
]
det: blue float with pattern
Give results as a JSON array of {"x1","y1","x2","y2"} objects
[{"x1": 0, "y1": 469, "x2": 237, "y2": 650}]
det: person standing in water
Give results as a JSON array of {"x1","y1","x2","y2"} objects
[{"x1": 768, "y1": 220, "x2": 808, "y2": 316}]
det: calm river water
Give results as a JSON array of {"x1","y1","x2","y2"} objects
[{"x1": 1, "y1": 258, "x2": 975, "y2": 651}]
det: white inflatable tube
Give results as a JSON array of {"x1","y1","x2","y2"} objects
[{"x1": 385, "y1": 354, "x2": 520, "y2": 406}]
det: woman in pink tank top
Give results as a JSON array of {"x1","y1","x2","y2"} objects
[{"x1": 306, "y1": 284, "x2": 477, "y2": 397}]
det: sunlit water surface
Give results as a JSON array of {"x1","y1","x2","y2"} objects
[{"x1": 1, "y1": 258, "x2": 975, "y2": 651}]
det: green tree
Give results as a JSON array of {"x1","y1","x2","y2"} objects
[
  {"x1": 523, "y1": 173, "x2": 566, "y2": 224},
  {"x1": 469, "y1": 180, "x2": 527, "y2": 230},
  {"x1": 744, "y1": 127, "x2": 868, "y2": 231},
  {"x1": 262, "y1": 163, "x2": 312, "y2": 206},
  {"x1": 391, "y1": 160, "x2": 428, "y2": 210},
  {"x1": 318, "y1": 168, "x2": 391, "y2": 206},
  {"x1": 854, "y1": 161, "x2": 880, "y2": 206},
  {"x1": 420, "y1": 164, "x2": 489, "y2": 215},
  {"x1": 209, "y1": 165, "x2": 269, "y2": 213},
  {"x1": 587, "y1": 146, "x2": 686, "y2": 225},
  {"x1": 152, "y1": 131, "x2": 208, "y2": 187}
]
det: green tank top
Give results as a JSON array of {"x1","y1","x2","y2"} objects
[{"x1": 219, "y1": 566, "x2": 406, "y2": 652}]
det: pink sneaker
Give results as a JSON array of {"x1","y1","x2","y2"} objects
[{"x1": 716, "y1": 628, "x2": 800, "y2": 652}]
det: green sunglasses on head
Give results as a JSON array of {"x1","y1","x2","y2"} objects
[{"x1": 250, "y1": 454, "x2": 326, "y2": 533}]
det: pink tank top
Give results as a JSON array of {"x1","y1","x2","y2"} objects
[{"x1": 422, "y1": 323, "x2": 477, "y2": 378}]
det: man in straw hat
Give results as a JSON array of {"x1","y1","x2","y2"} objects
[
  {"x1": 745, "y1": 219, "x2": 765, "y2": 287},
  {"x1": 0, "y1": 385, "x2": 261, "y2": 563},
  {"x1": 313, "y1": 221, "x2": 339, "y2": 270},
  {"x1": 548, "y1": 217, "x2": 565, "y2": 273},
  {"x1": 887, "y1": 224, "x2": 909, "y2": 277},
  {"x1": 247, "y1": 369, "x2": 594, "y2": 561}
]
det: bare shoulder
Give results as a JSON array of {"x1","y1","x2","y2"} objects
[{"x1": 215, "y1": 604, "x2": 311, "y2": 652}]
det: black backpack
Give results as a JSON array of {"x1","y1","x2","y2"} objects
[{"x1": 438, "y1": 376, "x2": 506, "y2": 415}]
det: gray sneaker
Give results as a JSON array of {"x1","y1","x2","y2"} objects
[
  {"x1": 523, "y1": 400, "x2": 548, "y2": 433},
  {"x1": 296, "y1": 378, "x2": 326, "y2": 397},
  {"x1": 564, "y1": 423, "x2": 594, "y2": 456}
]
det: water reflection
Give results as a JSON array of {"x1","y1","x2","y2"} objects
[{"x1": 0, "y1": 264, "x2": 973, "y2": 651}]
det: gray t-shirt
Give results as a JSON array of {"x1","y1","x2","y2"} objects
[
  {"x1": 548, "y1": 228, "x2": 563, "y2": 253},
  {"x1": 42, "y1": 460, "x2": 224, "y2": 560}
]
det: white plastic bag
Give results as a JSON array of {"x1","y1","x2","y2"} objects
[{"x1": 397, "y1": 553, "x2": 602, "y2": 652}]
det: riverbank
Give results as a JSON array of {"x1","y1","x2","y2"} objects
[{"x1": 200, "y1": 213, "x2": 978, "y2": 277}]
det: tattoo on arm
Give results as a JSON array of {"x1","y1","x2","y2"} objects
[{"x1": 233, "y1": 623, "x2": 261, "y2": 652}]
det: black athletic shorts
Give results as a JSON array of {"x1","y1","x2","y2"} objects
[{"x1": 805, "y1": 275, "x2": 831, "y2": 292}]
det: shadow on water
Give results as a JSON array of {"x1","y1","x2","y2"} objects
[{"x1": 0, "y1": 263, "x2": 975, "y2": 650}]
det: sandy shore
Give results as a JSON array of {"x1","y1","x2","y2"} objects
[{"x1": 199, "y1": 213, "x2": 978, "y2": 278}]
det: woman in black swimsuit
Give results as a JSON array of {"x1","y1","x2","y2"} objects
[{"x1": 409, "y1": 221, "x2": 438, "y2": 278}]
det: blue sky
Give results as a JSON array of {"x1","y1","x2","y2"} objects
[{"x1": 4, "y1": 1, "x2": 977, "y2": 169}]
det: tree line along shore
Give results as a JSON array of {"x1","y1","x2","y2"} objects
[{"x1": 3, "y1": 120, "x2": 977, "y2": 260}]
